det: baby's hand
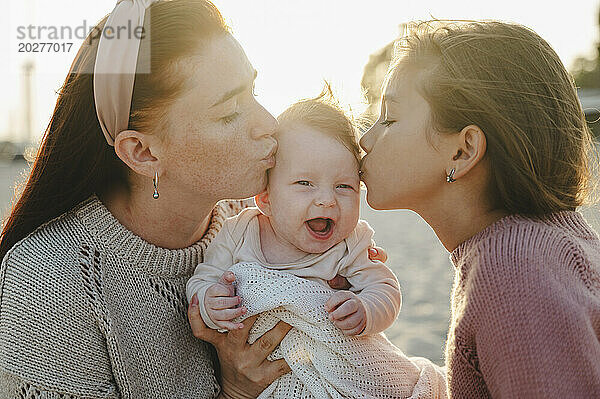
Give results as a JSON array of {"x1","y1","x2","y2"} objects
[
  {"x1": 204, "y1": 271, "x2": 247, "y2": 330},
  {"x1": 324, "y1": 290, "x2": 366, "y2": 336}
]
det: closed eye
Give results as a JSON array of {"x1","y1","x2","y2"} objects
[{"x1": 221, "y1": 112, "x2": 239, "y2": 125}]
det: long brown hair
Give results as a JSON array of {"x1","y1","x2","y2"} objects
[
  {"x1": 392, "y1": 21, "x2": 599, "y2": 216},
  {"x1": 0, "y1": 0, "x2": 229, "y2": 262}
]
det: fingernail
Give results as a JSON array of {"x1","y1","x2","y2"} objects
[{"x1": 190, "y1": 294, "x2": 199, "y2": 306}]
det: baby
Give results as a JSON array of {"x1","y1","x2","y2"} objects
[{"x1": 186, "y1": 93, "x2": 401, "y2": 337}]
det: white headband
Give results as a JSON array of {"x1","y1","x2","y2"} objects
[{"x1": 93, "y1": 0, "x2": 156, "y2": 146}]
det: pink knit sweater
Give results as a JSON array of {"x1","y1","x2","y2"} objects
[{"x1": 446, "y1": 211, "x2": 600, "y2": 398}]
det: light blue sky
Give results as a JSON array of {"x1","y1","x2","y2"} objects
[{"x1": 1, "y1": 0, "x2": 599, "y2": 142}]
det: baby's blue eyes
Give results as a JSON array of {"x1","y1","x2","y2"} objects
[
  {"x1": 294, "y1": 181, "x2": 354, "y2": 190},
  {"x1": 337, "y1": 184, "x2": 354, "y2": 190}
]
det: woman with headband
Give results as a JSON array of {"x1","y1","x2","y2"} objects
[{"x1": 0, "y1": 0, "x2": 387, "y2": 397}]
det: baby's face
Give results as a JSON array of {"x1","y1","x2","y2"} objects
[{"x1": 265, "y1": 123, "x2": 361, "y2": 253}]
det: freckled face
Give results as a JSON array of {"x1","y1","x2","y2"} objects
[
  {"x1": 265, "y1": 124, "x2": 361, "y2": 253},
  {"x1": 359, "y1": 69, "x2": 447, "y2": 210},
  {"x1": 161, "y1": 34, "x2": 278, "y2": 203}
]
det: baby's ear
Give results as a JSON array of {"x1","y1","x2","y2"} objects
[{"x1": 254, "y1": 191, "x2": 272, "y2": 216}]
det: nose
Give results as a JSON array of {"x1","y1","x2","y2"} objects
[
  {"x1": 359, "y1": 123, "x2": 378, "y2": 154},
  {"x1": 251, "y1": 101, "x2": 278, "y2": 140},
  {"x1": 314, "y1": 189, "x2": 336, "y2": 208}
]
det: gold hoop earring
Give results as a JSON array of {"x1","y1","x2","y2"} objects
[
  {"x1": 153, "y1": 171, "x2": 160, "y2": 199},
  {"x1": 446, "y1": 168, "x2": 457, "y2": 183}
]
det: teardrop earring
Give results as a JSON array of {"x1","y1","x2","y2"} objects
[
  {"x1": 153, "y1": 171, "x2": 159, "y2": 199},
  {"x1": 446, "y1": 168, "x2": 457, "y2": 183}
]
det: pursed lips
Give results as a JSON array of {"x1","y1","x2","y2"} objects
[{"x1": 359, "y1": 156, "x2": 367, "y2": 177}]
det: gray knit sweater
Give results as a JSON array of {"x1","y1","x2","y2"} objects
[{"x1": 0, "y1": 194, "x2": 250, "y2": 398}]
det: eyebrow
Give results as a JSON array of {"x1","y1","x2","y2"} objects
[{"x1": 211, "y1": 69, "x2": 258, "y2": 108}]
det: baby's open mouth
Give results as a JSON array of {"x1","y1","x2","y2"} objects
[{"x1": 305, "y1": 218, "x2": 335, "y2": 240}]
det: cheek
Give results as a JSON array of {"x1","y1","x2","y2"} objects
[
  {"x1": 270, "y1": 202, "x2": 306, "y2": 240},
  {"x1": 183, "y1": 126, "x2": 234, "y2": 173},
  {"x1": 270, "y1": 189, "x2": 302, "y2": 220},
  {"x1": 337, "y1": 193, "x2": 360, "y2": 228},
  {"x1": 170, "y1": 117, "x2": 233, "y2": 161},
  {"x1": 345, "y1": 193, "x2": 360, "y2": 214},
  {"x1": 365, "y1": 131, "x2": 441, "y2": 209},
  {"x1": 366, "y1": 135, "x2": 407, "y2": 189},
  {"x1": 163, "y1": 118, "x2": 264, "y2": 198},
  {"x1": 205, "y1": 124, "x2": 246, "y2": 163}
]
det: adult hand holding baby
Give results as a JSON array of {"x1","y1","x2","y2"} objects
[
  {"x1": 188, "y1": 244, "x2": 387, "y2": 397},
  {"x1": 203, "y1": 247, "x2": 387, "y2": 330},
  {"x1": 188, "y1": 291, "x2": 292, "y2": 399}
]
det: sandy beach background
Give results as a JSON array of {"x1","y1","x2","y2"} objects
[{"x1": 2, "y1": 159, "x2": 599, "y2": 366}]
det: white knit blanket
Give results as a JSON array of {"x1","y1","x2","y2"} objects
[{"x1": 230, "y1": 262, "x2": 447, "y2": 399}]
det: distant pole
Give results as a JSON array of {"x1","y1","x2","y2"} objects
[
  {"x1": 23, "y1": 0, "x2": 37, "y2": 145},
  {"x1": 597, "y1": 6, "x2": 600, "y2": 85},
  {"x1": 22, "y1": 61, "x2": 34, "y2": 144}
]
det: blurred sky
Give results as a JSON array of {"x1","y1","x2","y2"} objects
[{"x1": 1, "y1": 0, "x2": 599, "y2": 142}]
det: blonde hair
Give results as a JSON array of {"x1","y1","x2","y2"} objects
[
  {"x1": 277, "y1": 85, "x2": 361, "y2": 164},
  {"x1": 390, "y1": 21, "x2": 599, "y2": 215}
]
